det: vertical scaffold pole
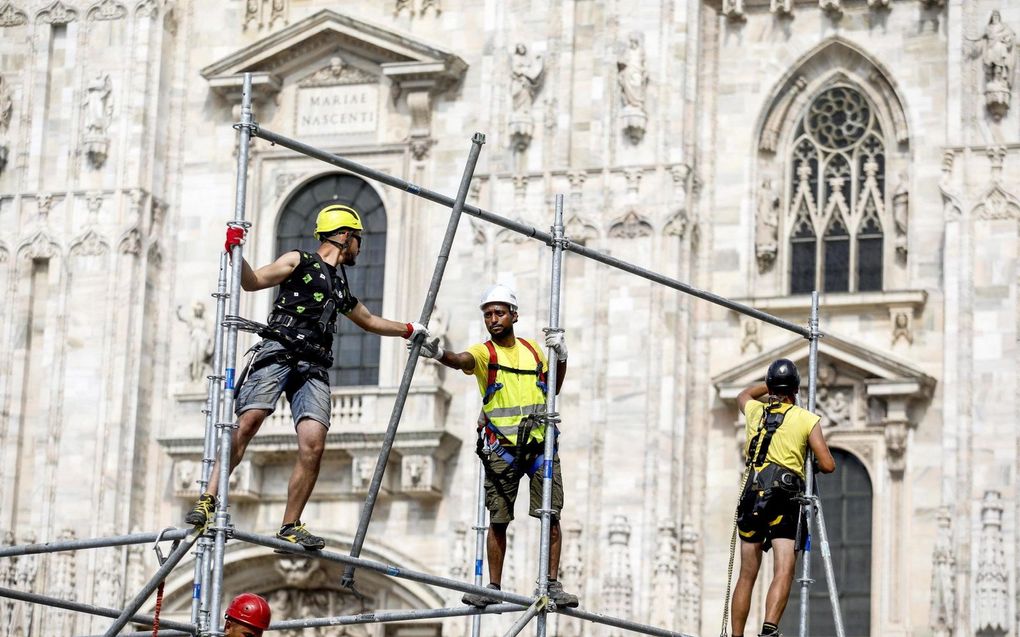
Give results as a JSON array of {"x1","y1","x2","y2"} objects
[
  {"x1": 342, "y1": 133, "x2": 487, "y2": 587},
  {"x1": 208, "y1": 71, "x2": 255, "y2": 635},
  {"x1": 797, "y1": 291, "x2": 819, "y2": 637},
  {"x1": 536, "y1": 193, "x2": 566, "y2": 637},
  {"x1": 192, "y1": 252, "x2": 229, "y2": 631},
  {"x1": 471, "y1": 447, "x2": 488, "y2": 637}
]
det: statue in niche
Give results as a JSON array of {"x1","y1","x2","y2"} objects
[
  {"x1": 177, "y1": 302, "x2": 213, "y2": 384},
  {"x1": 82, "y1": 74, "x2": 113, "y2": 168},
  {"x1": 893, "y1": 173, "x2": 909, "y2": 261},
  {"x1": 509, "y1": 43, "x2": 544, "y2": 152},
  {"x1": 975, "y1": 11, "x2": 1016, "y2": 119},
  {"x1": 755, "y1": 177, "x2": 780, "y2": 272},
  {"x1": 0, "y1": 73, "x2": 12, "y2": 175},
  {"x1": 617, "y1": 32, "x2": 649, "y2": 143}
]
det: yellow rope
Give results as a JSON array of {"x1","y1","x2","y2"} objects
[{"x1": 720, "y1": 466, "x2": 752, "y2": 637}]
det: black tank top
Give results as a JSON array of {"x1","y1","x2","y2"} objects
[{"x1": 271, "y1": 251, "x2": 358, "y2": 348}]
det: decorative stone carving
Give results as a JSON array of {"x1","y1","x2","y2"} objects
[
  {"x1": 177, "y1": 302, "x2": 213, "y2": 384},
  {"x1": 929, "y1": 507, "x2": 954, "y2": 637},
  {"x1": 663, "y1": 207, "x2": 688, "y2": 238},
  {"x1": 650, "y1": 520, "x2": 678, "y2": 628},
  {"x1": 820, "y1": 0, "x2": 843, "y2": 18},
  {"x1": 678, "y1": 524, "x2": 701, "y2": 631},
  {"x1": 770, "y1": 0, "x2": 793, "y2": 15},
  {"x1": 755, "y1": 177, "x2": 780, "y2": 272},
  {"x1": 12, "y1": 531, "x2": 39, "y2": 634},
  {"x1": 243, "y1": 0, "x2": 259, "y2": 30},
  {"x1": 0, "y1": 73, "x2": 11, "y2": 175},
  {"x1": 867, "y1": 0, "x2": 890, "y2": 8},
  {"x1": 149, "y1": 197, "x2": 166, "y2": 237},
  {"x1": 406, "y1": 89, "x2": 434, "y2": 160},
  {"x1": 974, "y1": 183, "x2": 1020, "y2": 221},
  {"x1": 82, "y1": 74, "x2": 113, "y2": 169},
  {"x1": 394, "y1": 0, "x2": 412, "y2": 17},
  {"x1": 975, "y1": 491, "x2": 1009, "y2": 635},
  {"x1": 420, "y1": 0, "x2": 440, "y2": 17},
  {"x1": 740, "y1": 317, "x2": 761, "y2": 354},
  {"x1": 395, "y1": 0, "x2": 439, "y2": 18},
  {"x1": 760, "y1": 76, "x2": 806, "y2": 152},
  {"x1": 608, "y1": 211, "x2": 653, "y2": 239},
  {"x1": 893, "y1": 173, "x2": 909, "y2": 262},
  {"x1": 227, "y1": 460, "x2": 260, "y2": 499},
  {"x1": 119, "y1": 227, "x2": 142, "y2": 255},
  {"x1": 884, "y1": 421, "x2": 907, "y2": 474},
  {"x1": 401, "y1": 454, "x2": 440, "y2": 496},
  {"x1": 274, "y1": 553, "x2": 327, "y2": 588},
  {"x1": 816, "y1": 386, "x2": 851, "y2": 428},
  {"x1": 351, "y1": 455, "x2": 376, "y2": 493},
  {"x1": 49, "y1": 529, "x2": 77, "y2": 636},
  {"x1": 172, "y1": 459, "x2": 200, "y2": 497},
  {"x1": 977, "y1": 12, "x2": 1015, "y2": 120},
  {"x1": 18, "y1": 230, "x2": 58, "y2": 261},
  {"x1": 88, "y1": 0, "x2": 126, "y2": 21},
  {"x1": 134, "y1": 0, "x2": 157, "y2": 18},
  {"x1": 509, "y1": 43, "x2": 544, "y2": 152},
  {"x1": 617, "y1": 33, "x2": 648, "y2": 143},
  {"x1": 266, "y1": 586, "x2": 373, "y2": 633},
  {"x1": 36, "y1": 193, "x2": 53, "y2": 220},
  {"x1": 1, "y1": 532, "x2": 17, "y2": 633},
  {"x1": 557, "y1": 522, "x2": 584, "y2": 637},
  {"x1": 0, "y1": 2, "x2": 28, "y2": 27},
  {"x1": 70, "y1": 229, "x2": 109, "y2": 258},
  {"x1": 298, "y1": 55, "x2": 375, "y2": 88},
  {"x1": 269, "y1": 0, "x2": 286, "y2": 28},
  {"x1": 565, "y1": 212, "x2": 598, "y2": 244},
  {"x1": 604, "y1": 515, "x2": 633, "y2": 631},
  {"x1": 721, "y1": 0, "x2": 745, "y2": 21},
  {"x1": 37, "y1": 0, "x2": 77, "y2": 24},
  {"x1": 921, "y1": 0, "x2": 945, "y2": 7},
  {"x1": 274, "y1": 172, "x2": 302, "y2": 199},
  {"x1": 891, "y1": 310, "x2": 913, "y2": 346}
]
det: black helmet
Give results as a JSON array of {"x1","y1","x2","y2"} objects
[{"x1": 766, "y1": 358, "x2": 800, "y2": 395}]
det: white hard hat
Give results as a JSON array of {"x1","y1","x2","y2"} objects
[{"x1": 479, "y1": 284, "x2": 518, "y2": 311}]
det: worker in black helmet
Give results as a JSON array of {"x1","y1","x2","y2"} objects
[{"x1": 730, "y1": 358, "x2": 836, "y2": 637}]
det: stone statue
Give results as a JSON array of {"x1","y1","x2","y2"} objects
[
  {"x1": 82, "y1": 74, "x2": 113, "y2": 168},
  {"x1": 893, "y1": 173, "x2": 908, "y2": 260},
  {"x1": 929, "y1": 507, "x2": 955, "y2": 637},
  {"x1": 177, "y1": 302, "x2": 213, "y2": 384},
  {"x1": 0, "y1": 73, "x2": 11, "y2": 175},
  {"x1": 755, "y1": 177, "x2": 780, "y2": 272},
  {"x1": 978, "y1": 11, "x2": 1016, "y2": 119},
  {"x1": 617, "y1": 32, "x2": 649, "y2": 142},
  {"x1": 509, "y1": 43, "x2": 544, "y2": 151}
]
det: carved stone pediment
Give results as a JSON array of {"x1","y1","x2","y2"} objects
[{"x1": 201, "y1": 8, "x2": 466, "y2": 101}]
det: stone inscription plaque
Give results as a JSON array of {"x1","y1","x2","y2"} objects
[{"x1": 296, "y1": 85, "x2": 379, "y2": 136}]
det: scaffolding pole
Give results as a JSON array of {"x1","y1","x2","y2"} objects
[
  {"x1": 504, "y1": 597, "x2": 547, "y2": 637},
  {"x1": 251, "y1": 126, "x2": 811, "y2": 338},
  {"x1": 342, "y1": 132, "x2": 486, "y2": 588},
  {"x1": 0, "y1": 586, "x2": 196, "y2": 633},
  {"x1": 470, "y1": 451, "x2": 487, "y2": 637},
  {"x1": 0, "y1": 529, "x2": 189, "y2": 558},
  {"x1": 193, "y1": 252, "x2": 230, "y2": 631},
  {"x1": 796, "y1": 291, "x2": 846, "y2": 637},
  {"x1": 269, "y1": 603, "x2": 521, "y2": 631},
  {"x1": 558, "y1": 607, "x2": 697, "y2": 637}
]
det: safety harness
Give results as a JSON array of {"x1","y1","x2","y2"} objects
[
  {"x1": 737, "y1": 402, "x2": 805, "y2": 539},
  {"x1": 476, "y1": 339, "x2": 554, "y2": 477}
]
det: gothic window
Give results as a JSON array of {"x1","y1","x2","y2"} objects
[
  {"x1": 788, "y1": 86, "x2": 886, "y2": 294},
  {"x1": 781, "y1": 449, "x2": 873, "y2": 636},
  {"x1": 276, "y1": 174, "x2": 387, "y2": 387}
]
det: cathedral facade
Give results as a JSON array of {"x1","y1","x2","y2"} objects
[{"x1": 0, "y1": 1, "x2": 1017, "y2": 636}]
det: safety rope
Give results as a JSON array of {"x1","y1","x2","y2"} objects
[
  {"x1": 152, "y1": 579, "x2": 165, "y2": 637},
  {"x1": 719, "y1": 465, "x2": 752, "y2": 637}
]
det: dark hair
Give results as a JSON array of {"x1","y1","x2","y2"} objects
[{"x1": 318, "y1": 227, "x2": 355, "y2": 242}]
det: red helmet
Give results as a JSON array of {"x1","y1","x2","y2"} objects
[{"x1": 225, "y1": 593, "x2": 271, "y2": 631}]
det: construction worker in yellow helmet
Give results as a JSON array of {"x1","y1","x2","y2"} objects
[
  {"x1": 187, "y1": 203, "x2": 429, "y2": 551},
  {"x1": 416, "y1": 284, "x2": 579, "y2": 609}
]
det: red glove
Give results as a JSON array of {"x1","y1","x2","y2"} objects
[{"x1": 225, "y1": 226, "x2": 246, "y2": 253}]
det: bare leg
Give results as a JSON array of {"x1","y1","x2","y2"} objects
[
  {"x1": 487, "y1": 522, "x2": 509, "y2": 586},
  {"x1": 205, "y1": 409, "x2": 268, "y2": 497},
  {"x1": 548, "y1": 520, "x2": 562, "y2": 579},
  {"x1": 764, "y1": 539, "x2": 797, "y2": 625},
  {"x1": 281, "y1": 418, "x2": 328, "y2": 525},
  {"x1": 732, "y1": 541, "x2": 764, "y2": 636}
]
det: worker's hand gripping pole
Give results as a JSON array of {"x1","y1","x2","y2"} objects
[
  {"x1": 342, "y1": 133, "x2": 487, "y2": 588},
  {"x1": 535, "y1": 194, "x2": 566, "y2": 637}
]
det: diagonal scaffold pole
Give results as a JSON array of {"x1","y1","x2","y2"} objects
[
  {"x1": 341, "y1": 132, "x2": 486, "y2": 588},
  {"x1": 193, "y1": 252, "x2": 230, "y2": 632},
  {"x1": 0, "y1": 529, "x2": 189, "y2": 558},
  {"x1": 206, "y1": 71, "x2": 256, "y2": 636},
  {"x1": 0, "y1": 586, "x2": 196, "y2": 633},
  {"x1": 251, "y1": 125, "x2": 811, "y2": 339}
]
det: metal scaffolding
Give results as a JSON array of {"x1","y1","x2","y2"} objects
[{"x1": 0, "y1": 71, "x2": 846, "y2": 637}]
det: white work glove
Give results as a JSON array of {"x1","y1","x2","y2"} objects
[
  {"x1": 414, "y1": 336, "x2": 445, "y2": 360},
  {"x1": 403, "y1": 322, "x2": 429, "y2": 341},
  {"x1": 544, "y1": 329, "x2": 568, "y2": 361}
]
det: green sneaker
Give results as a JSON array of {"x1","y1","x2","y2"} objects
[
  {"x1": 185, "y1": 494, "x2": 216, "y2": 527},
  {"x1": 276, "y1": 521, "x2": 326, "y2": 550}
]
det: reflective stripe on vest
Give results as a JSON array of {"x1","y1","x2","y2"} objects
[{"x1": 481, "y1": 338, "x2": 548, "y2": 445}]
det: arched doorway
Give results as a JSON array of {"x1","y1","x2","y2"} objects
[
  {"x1": 276, "y1": 173, "x2": 387, "y2": 387},
  {"x1": 781, "y1": 448, "x2": 872, "y2": 636}
]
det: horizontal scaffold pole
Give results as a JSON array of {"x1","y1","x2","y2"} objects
[
  {"x1": 80, "y1": 632, "x2": 191, "y2": 637},
  {"x1": 0, "y1": 586, "x2": 196, "y2": 633},
  {"x1": 252, "y1": 125, "x2": 810, "y2": 338},
  {"x1": 270, "y1": 603, "x2": 521, "y2": 631},
  {"x1": 232, "y1": 529, "x2": 533, "y2": 606},
  {"x1": 0, "y1": 528, "x2": 190, "y2": 558}
]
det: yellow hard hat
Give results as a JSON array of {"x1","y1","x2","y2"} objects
[{"x1": 314, "y1": 204, "x2": 363, "y2": 238}]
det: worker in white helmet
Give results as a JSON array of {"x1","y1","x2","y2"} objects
[{"x1": 418, "y1": 284, "x2": 578, "y2": 608}]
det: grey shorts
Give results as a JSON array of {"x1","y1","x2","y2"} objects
[{"x1": 235, "y1": 340, "x2": 331, "y2": 428}]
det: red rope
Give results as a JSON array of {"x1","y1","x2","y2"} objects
[{"x1": 152, "y1": 580, "x2": 165, "y2": 637}]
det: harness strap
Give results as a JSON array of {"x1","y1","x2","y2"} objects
[
  {"x1": 747, "y1": 402, "x2": 787, "y2": 468},
  {"x1": 479, "y1": 419, "x2": 559, "y2": 477},
  {"x1": 482, "y1": 339, "x2": 547, "y2": 404}
]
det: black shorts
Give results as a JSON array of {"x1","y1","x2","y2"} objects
[
  {"x1": 737, "y1": 493, "x2": 802, "y2": 545},
  {"x1": 735, "y1": 467, "x2": 806, "y2": 550}
]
